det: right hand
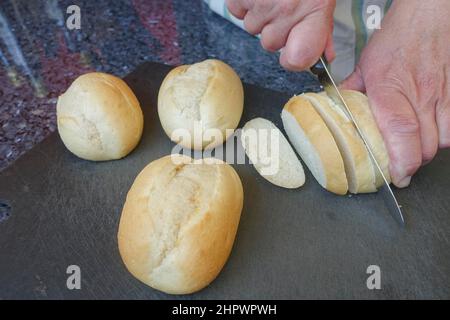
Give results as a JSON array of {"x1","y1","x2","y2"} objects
[{"x1": 226, "y1": 0, "x2": 336, "y2": 71}]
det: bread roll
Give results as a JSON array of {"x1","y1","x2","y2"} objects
[
  {"x1": 57, "y1": 72, "x2": 143, "y2": 161},
  {"x1": 281, "y1": 96, "x2": 348, "y2": 195},
  {"x1": 117, "y1": 154, "x2": 244, "y2": 294},
  {"x1": 158, "y1": 59, "x2": 244, "y2": 150},
  {"x1": 241, "y1": 118, "x2": 305, "y2": 189},
  {"x1": 338, "y1": 90, "x2": 391, "y2": 186},
  {"x1": 304, "y1": 93, "x2": 377, "y2": 194}
]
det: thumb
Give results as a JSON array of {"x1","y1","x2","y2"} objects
[{"x1": 340, "y1": 65, "x2": 365, "y2": 92}]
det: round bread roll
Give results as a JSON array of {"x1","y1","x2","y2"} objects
[
  {"x1": 117, "y1": 154, "x2": 244, "y2": 294},
  {"x1": 57, "y1": 72, "x2": 143, "y2": 161},
  {"x1": 158, "y1": 59, "x2": 244, "y2": 150}
]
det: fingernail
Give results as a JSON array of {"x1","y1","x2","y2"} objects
[{"x1": 396, "y1": 176, "x2": 412, "y2": 188}]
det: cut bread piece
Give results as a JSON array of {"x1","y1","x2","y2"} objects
[
  {"x1": 304, "y1": 92, "x2": 377, "y2": 194},
  {"x1": 338, "y1": 90, "x2": 391, "y2": 187},
  {"x1": 281, "y1": 96, "x2": 348, "y2": 195},
  {"x1": 241, "y1": 118, "x2": 305, "y2": 189}
]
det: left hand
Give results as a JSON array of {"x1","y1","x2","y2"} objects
[{"x1": 341, "y1": 0, "x2": 450, "y2": 188}]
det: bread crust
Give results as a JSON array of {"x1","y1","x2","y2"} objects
[
  {"x1": 339, "y1": 90, "x2": 391, "y2": 186},
  {"x1": 158, "y1": 59, "x2": 244, "y2": 150},
  {"x1": 241, "y1": 117, "x2": 305, "y2": 189},
  {"x1": 283, "y1": 96, "x2": 348, "y2": 195},
  {"x1": 57, "y1": 72, "x2": 143, "y2": 161},
  {"x1": 117, "y1": 155, "x2": 244, "y2": 294},
  {"x1": 304, "y1": 92, "x2": 376, "y2": 193}
]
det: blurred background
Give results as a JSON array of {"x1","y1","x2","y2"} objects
[{"x1": 0, "y1": 0, "x2": 318, "y2": 171}]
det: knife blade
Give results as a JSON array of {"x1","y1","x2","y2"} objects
[{"x1": 310, "y1": 56, "x2": 405, "y2": 227}]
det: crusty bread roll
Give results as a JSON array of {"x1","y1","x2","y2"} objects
[
  {"x1": 304, "y1": 93, "x2": 377, "y2": 194},
  {"x1": 241, "y1": 118, "x2": 305, "y2": 189},
  {"x1": 117, "y1": 154, "x2": 244, "y2": 294},
  {"x1": 57, "y1": 72, "x2": 143, "y2": 161},
  {"x1": 338, "y1": 90, "x2": 391, "y2": 186},
  {"x1": 281, "y1": 96, "x2": 348, "y2": 195},
  {"x1": 158, "y1": 59, "x2": 244, "y2": 150}
]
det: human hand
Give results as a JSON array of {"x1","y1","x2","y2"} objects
[
  {"x1": 226, "y1": 0, "x2": 336, "y2": 70},
  {"x1": 341, "y1": 0, "x2": 450, "y2": 188}
]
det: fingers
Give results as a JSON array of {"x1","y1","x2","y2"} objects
[
  {"x1": 243, "y1": 8, "x2": 272, "y2": 35},
  {"x1": 228, "y1": 0, "x2": 274, "y2": 35},
  {"x1": 340, "y1": 65, "x2": 366, "y2": 92},
  {"x1": 367, "y1": 87, "x2": 422, "y2": 188},
  {"x1": 279, "y1": 14, "x2": 332, "y2": 71},
  {"x1": 416, "y1": 103, "x2": 439, "y2": 164},
  {"x1": 260, "y1": 7, "x2": 332, "y2": 53},
  {"x1": 227, "y1": 0, "x2": 335, "y2": 68},
  {"x1": 260, "y1": 21, "x2": 292, "y2": 52},
  {"x1": 226, "y1": 0, "x2": 249, "y2": 19}
]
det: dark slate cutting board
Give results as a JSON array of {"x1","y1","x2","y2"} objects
[{"x1": 1, "y1": 62, "x2": 449, "y2": 299}]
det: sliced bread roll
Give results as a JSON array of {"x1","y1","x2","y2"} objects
[
  {"x1": 303, "y1": 92, "x2": 377, "y2": 194},
  {"x1": 281, "y1": 96, "x2": 348, "y2": 195},
  {"x1": 338, "y1": 90, "x2": 391, "y2": 186},
  {"x1": 241, "y1": 117, "x2": 305, "y2": 189}
]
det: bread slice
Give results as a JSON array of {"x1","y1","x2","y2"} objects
[
  {"x1": 281, "y1": 96, "x2": 348, "y2": 195},
  {"x1": 241, "y1": 118, "x2": 305, "y2": 189},
  {"x1": 303, "y1": 92, "x2": 377, "y2": 194},
  {"x1": 338, "y1": 90, "x2": 391, "y2": 187}
]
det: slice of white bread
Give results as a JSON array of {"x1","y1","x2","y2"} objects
[
  {"x1": 281, "y1": 96, "x2": 348, "y2": 195},
  {"x1": 241, "y1": 117, "x2": 305, "y2": 189},
  {"x1": 338, "y1": 90, "x2": 391, "y2": 186},
  {"x1": 303, "y1": 92, "x2": 377, "y2": 194}
]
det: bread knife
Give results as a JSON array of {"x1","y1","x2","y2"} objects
[{"x1": 310, "y1": 56, "x2": 405, "y2": 227}]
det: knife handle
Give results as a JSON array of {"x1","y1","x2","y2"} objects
[{"x1": 310, "y1": 55, "x2": 328, "y2": 77}]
